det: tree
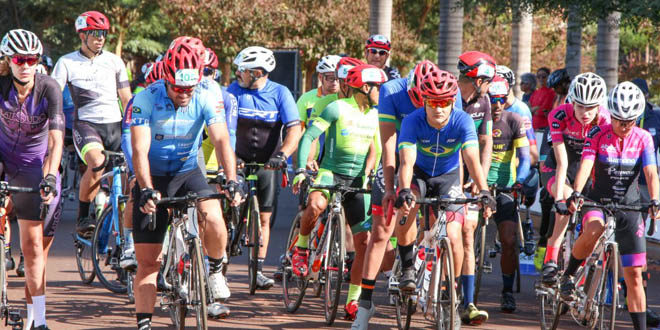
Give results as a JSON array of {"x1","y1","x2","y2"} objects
[
  {"x1": 510, "y1": 3, "x2": 533, "y2": 97},
  {"x1": 437, "y1": 0, "x2": 463, "y2": 75},
  {"x1": 564, "y1": 6, "x2": 582, "y2": 77},
  {"x1": 369, "y1": 0, "x2": 393, "y2": 37},
  {"x1": 595, "y1": 11, "x2": 620, "y2": 89}
]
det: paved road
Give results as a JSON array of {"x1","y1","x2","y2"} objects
[{"x1": 4, "y1": 187, "x2": 660, "y2": 329}]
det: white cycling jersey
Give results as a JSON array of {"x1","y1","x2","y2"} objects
[{"x1": 51, "y1": 50, "x2": 129, "y2": 123}]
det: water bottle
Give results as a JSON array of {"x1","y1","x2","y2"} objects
[
  {"x1": 414, "y1": 245, "x2": 426, "y2": 272},
  {"x1": 422, "y1": 258, "x2": 433, "y2": 294}
]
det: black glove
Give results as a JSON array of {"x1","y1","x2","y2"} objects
[
  {"x1": 555, "y1": 200, "x2": 570, "y2": 215},
  {"x1": 139, "y1": 188, "x2": 159, "y2": 208},
  {"x1": 39, "y1": 174, "x2": 58, "y2": 197},
  {"x1": 236, "y1": 158, "x2": 245, "y2": 169},
  {"x1": 214, "y1": 171, "x2": 227, "y2": 185},
  {"x1": 394, "y1": 188, "x2": 415, "y2": 209},
  {"x1": 265, "y1": 151, "x2": 287, "y2": 169},
  {"x1": 650, "y1": 199, "x2": 660, "y2": 216},
  {"x1": 567, "y1": 191, "x2": 583, "y2": 207},
  {"x1": 226, "y1": 180, "x2": 245, "y2": 199},
  {"x1": 478, "y1": 190, "x2": 496, "y2": 211}
]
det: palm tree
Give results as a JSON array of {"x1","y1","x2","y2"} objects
[
  {"x1": 510, "y1": 4, "x2": 533, "y2": 98},
  {"x1": 565, "y1": 6, "x2": 582, "y2": 78},
  {"x1": 596, "y1": 11, "x2": 621, "y2": 89},
  {"x1": 437, "y1": 0, "x2": 463, "y2": 76},
  {"x1": 369, "y1": 0, "x2": 393, "y2": 39}
]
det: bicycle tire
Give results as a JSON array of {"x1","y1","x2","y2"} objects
[
  {"x1": 247, "y1": 195, "x2": 260, "y2": 295},
  {"x1": 394, "y1": 253, "x2": 414, "y2": 330},
  {"x1": 324, "y1": 210, "x2": 345, "y2": 325},
  {"x1": 597, "y1": 243, "x2": 619, "y2": 330},
  {"x1": 0, "y1": 236, "x2": 6, "y2": 309},
  {"x1": 515, "y1": 209, "x2": 523, "y2": 293},
  {"x1": 473, "y1": 215, "x2": 486, "y2": 305},
  {"x1": 434, "y1": 237, "x2": 455, "y2": 330},
  {"x1": 191, "y1": 237, "x2": 209, "y2": 329},
  {"x1": 74, "y1": 236, "x2": 95, "y2": 284},
  {"x1": 163, "y1": 227, "x2": 184, "y2": 329},
  {"x1": 92, "y1": 204, "x2": 127, "y2": 293},
  {"x1": 282, "y1": 210, "x2": 307, "y2": 313},
  {"x1": 538, "y1": 282, "x2": 559, "y2": 329}
]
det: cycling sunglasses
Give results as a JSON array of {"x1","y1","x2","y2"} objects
[
  {"x1": 367, "y1": 48, "x2": 389, "y2": 56},
  {"x1": 85, "y1": 30, "x2": 108, "y2": 38},
  {"x1": 426, "y1": 98, "x2": 453, "y2": 109},
  {"x1": 613, "y1": 118, "x2": 635, "y2": 126},
  {"x1": 168, "y1": 82, "x2": 196, "y2": 94},
  {"x1": 490, "y1": 96, "x2": 507, "y2": 104},
  {"x1": 11, "y1": 56, "x2": 39, "y2": 66}
]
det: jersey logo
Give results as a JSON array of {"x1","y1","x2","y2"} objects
[
  {"x1": 587, "y1": 126, "x2": 601, "y2": 138},
  {"x1": 341, "y1": 128, "x2": 350, "y2": 136},
  {"x1": 155, "y1": 134, "x2": 164, "y2": 141},
  {"x1": 447, "y1": 138, "x2": 456, "y2": 143},
  {"x1": 551, "y1": 122, "x2": 560, "y2": 129},
  {"x1": 493, "y1": 129, "x2": 502, "y2": 138},
  {"x1": 553, "y1": 110, "x2": 567, "y2": 121},
  {"x1": 238, "y1": 107, "x2": 278, "y2": 122},
  {"x1": 133, "y1": 106, "x2": 142, "y2": 114}
]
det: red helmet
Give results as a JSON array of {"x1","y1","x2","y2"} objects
[
  {"x1": 169, "y1": 36, "x2": 205, "y2": 60},
  {"x1": 145, "y1": 61, "x2": 165, "y2": 84},
  {"x1": 205, "y1": 48, "x2": 219, "y2": 69},
  {"x1": 407, "y1": 60, "x2": 438, "y2": 108},
  {"x1": 162, "y1": 37, "x2": 204, "y2": 87},
  {"x1": 487, "y1": 76, "x2": 510, "y2": 97},
  {"x1": 420, "y1": 67, "x2": 458, "y2": 100},
  {"x1": 365, "y1": 34, "x2": 391, "y2": 51},
  {"x1": 75, "y1": 11, "x2": 110, "y2": 32},
  {"x1": 457, "y1": 51, "x2": 496, "y2": 80},
  {"x1": 336, "y1": 57, "x2": 365, "y2": 80},
  {"x1": 345, "y1": 64, "x2": 388, "y2": 89}
]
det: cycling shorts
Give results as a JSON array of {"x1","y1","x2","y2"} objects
[
  {"x1": 132, "y1": 169, "x2": 216, "y2": 244},
  {"x1": 371, "y1": 162, "x2": 398, "y2": 216},
  {"x1": 73, "y1": 120, "x2": 122, "y2": 164},
  {"x1": 540, "y1": 167, "x2": 591, "y2": 199},
  {"x1": 3, "y1": 163, "x2": 62, "y2": 236},
  {"x1": 492, "y1": 192, "x2": 517, "y2": 225},
  {"x1": 65, "y1": 128, "x2": 74, "y2": 148},
  {"x1": 247, "y1": 167, "x2": 278, "y2": 213},
  {"x1": 581, "y1": 207, "x2": 646, "y2": 267},
  {"x1": 311, "y1": 168, "x2": 371, "y2": 234},
  {"x1": 411, "y1": 166, "x2": 465, "y2": 225}
]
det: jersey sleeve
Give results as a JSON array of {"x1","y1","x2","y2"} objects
[
  {"x1": 202, "y1": 90, "x2": 225, "y2": 127},
  {"x1": 310, "y1": 101, "x2": 340, "y2": 133},
  {"x1": 457, "y1": 112, "x2": 479, "y2": 149},
  {"x1": 478, "y1": 101, "x2": 492, "y2": 136},
  {"x1": 397, "y1": 113, "x2": 418, "y2": 150},
  {"x1": 641, "y1": 130, "x2": 657, "y2": 168},
  {"x1": 130, "y1": 91, "x2": 153, "y2": 127},
  {"x1": 378, "y1": 82, "x2": 397, "y2": 123},
  {"x1": 296, "y1": 94, "x2": 310, "y2": 126},
  {"x1": 511, "y1": 114, "x2": 529, "y2": 148},
  {"x1": 548, "y1": 107, "x2": 567, "y2": 143},
  {"x1": 50, "y1": 59, "x2": 67, "y2": 91},
  {"x1": 115, "y1": 56, "x2": 130, "y2": 90},
  {"x1": 43, "y1": 77, "x2": 65, "y2": 131},
  {"x1": 223, "y1": 91, "x2": 238, "y2": 149},
  {"x1": 581, "y1": 126, "x2": 602, "y2": 162},
  {"x1": 278, "y1": 86, "x2": 300, "y2": 127}
]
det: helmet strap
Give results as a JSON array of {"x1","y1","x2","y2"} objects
[
  {"x1": 82, "y1": 34, "x2": 102, "y2": 57},
  {"x1": 11, "y1": 75, "x2": 29, "y2": 86}
]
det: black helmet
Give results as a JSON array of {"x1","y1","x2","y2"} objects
[{"x1": 547, "y1": 68, "x2": 570, "y2": 88}]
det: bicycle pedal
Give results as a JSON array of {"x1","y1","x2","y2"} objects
[{"x1": 6, "y1": 310, "x2": 22, "y2": 328}]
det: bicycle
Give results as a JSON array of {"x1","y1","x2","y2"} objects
[
  {"x1": 206, "y1": 170, "x2": 240, "y2": 276},
  {"x1": 390, "y1": 195, "x2": 477, "y2": 330},
  {"x1": 157, "y1": 191, "x2": 225, "y2": 330},
  {"x1": 281, "y1": 181, "x2": 369, "y2": 325},
  {"x1": 89, "y1": 151, "x2": 134, "y2": 300},
  {"x1": 548, "y1": 199, "x2": 653, "y2": 330},
  {"x1": 59, "y1": 145, "x2": 81, "y2": 203}
]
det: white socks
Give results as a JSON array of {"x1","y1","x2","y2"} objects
[
  {"x1": 26, "y1": 303, "x2": 33, "y2": 328},
  {"x1": 32, "y1": 295, "x2": 45, "y2": 327}
]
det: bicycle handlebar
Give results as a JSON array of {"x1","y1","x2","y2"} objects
[
  {"x1": 309, "y1": 184, "x2": 371, "y2": 195},
  {"x1": 92, "y1": 150, "x2": 126, "y2": 172},
  {"x1": 144, "y1": 192, "x2": 225, "y2": 231},
  {"x1": 579, "y1": 200, "x2": 656, "y2": 236},
  {"x1": 415, "y1": 196, "x2": 478, "y2": 205}
]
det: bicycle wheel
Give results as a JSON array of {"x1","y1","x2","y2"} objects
[
  {"x1": 247, "y1": 195, "x2": 260, "y2": 295},
  {"x1": 0, "y1": 236, "x2": 6, "y2": 308},
  {"x1": 74, "y1": 235, "x2": 95, "y2": 284},
  {"x1": 434, "y1": 237, "x2": 455, "y2": 330},
  {"x1": 324, "y1": 211, "x2": 345, "y2": 325},
  {"x1": 190, "y1": 237, "x2": 209, "y2": 329},
  {"x1": 282, "y1": 210, "x2": 307, "y2": 313},
  {"x1": 538, "y1": 282, "x2": 560, "y2": 329},
  {"x1": 596, "y1": 243, "x2": 619, "y2": 330},
  {"x1": 394, "y1": 254, "x2": 415, "y2": 330},
  {"x1": 473, "y1": 215, "x2": 486, "y2": 305},
  {"x1": 92, "y1": 204, "x2": 127, "y2": 293}
]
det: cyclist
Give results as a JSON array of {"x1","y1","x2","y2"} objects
[
  {"x1": 0, "y1": 29, "x2": 65, "y2": 330},
  {"x1": 540, "y1": 72, "x2": 610, "y2": 285},
  {"x1": 456, "y1": 50, "x2": 495, "y2": 324},
  {"x1": 295, "y1": 54, "x2": 341, "y2": 170},
  {"x1": 486, "y1": 77, "x2": 531, "y2": 313},
  {"x1": 547, "y1": 68, "x2": 571, "y2": 109},
  {"x1": 364, "y1": 35, "x2": 400, "y2": 81},
  {"x1": 530, "y1": 67, "x2": 554, "y2": 130},
  {"x1": 386, "y1": 67, "x2": 494, "y2": 328},
  {"x1": 51, "y1": 11, "x2": 132, "y2": 236},
  {"x1": 202, "y1": 48, "x2": 222, "y2": 82},
  {"x1": 130, "y1": 37, "x2": 241, "y2": 329},
  {"x1": 520, "y1": 72, "x2": 536, "y2": 105},
  {"x1": 292, "y1": 64, "x2": 385, "y2": 320},
  {"x1": 567, "y1": 81, "x2": 660, "y2": 330},
  {"x1": 352, "y1": 60, "x2": 463, "y2": 328}
]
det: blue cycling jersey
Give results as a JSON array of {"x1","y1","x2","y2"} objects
[
  {"x1": 130, "y1": 80, "x2": 224, "y2": 176},
  {"x1": 398, "y1": 108, "x2": 478, "y2": 177},
  {"x1": 505, "y1": 98, "x2": 536, "y2": 146},
  {"x1": 220, "y1": 86, "x2": 238, "y2": 149},
  {"x1": 62, "y1": 85, "x2": 75, "y2": 130}
]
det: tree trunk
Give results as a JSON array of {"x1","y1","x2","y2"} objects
[
  {"x1": 115, "y1": 27, "x2": 124, "y2": 58},
  {"x1": 221, "y1": 61, "x2": 232, "y2": 86},
  {"x1": 510, "y1": 4, "x2": 533, "y2": 98},
  {"x1": 565, "y1": 6, "x2": 582, "y2": 78},
  {"x1": 369, "y1": 0, "x2": 393, "y2": 66},
  {"x1": 596, "y1": 11, "x2": 621, "y2": 90},
  {"x1": 304, "y1": 60, "x2": 317, "y2": 92},
  {"x1": 437, "y1": 0, "x2": 463, "y2": 76}
]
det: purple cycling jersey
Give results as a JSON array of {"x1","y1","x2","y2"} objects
[
  {"x1": 582, "y1": 124, "x2": 656, "y2": 204},
  {"x1": 0, "y1": 74, "x2": 65, "y2": 168}
]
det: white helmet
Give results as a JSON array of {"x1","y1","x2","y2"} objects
[
  {"x1": 1, "y1": 29, "x2": 43, "y2": 57},
  {"x1": 568, "y1": 72, "x2": 607, "y2": 107},
  {"x1": 316, "y1": 55, "x2": 341, "y2": 74},
  {"x1": 608, "y1": 81, "x2": 646, "y2": 121},
  {"x1": 234, "y1": 46, "x2": 276, "y2": 73},
  {"x1": 496, "y1": 65, "x2": 515, "y2": 86}
]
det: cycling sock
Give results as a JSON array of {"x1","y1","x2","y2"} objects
[
  {"x1": 359, "y1": 278, "x2": 376, "y2": 302},
  {"x1": 257, "y1": 258, "x2": 264, "y2": 273},
  {"x1": 502, "y1": 273, "x2": 515, "y2": 293},
  {"x1": 564, "y1": 256, "x2": 584, "y2": 277},
  {"x1": 544, "y1": 246, "x2": 558, "y2": 264},
  {"x1": 136, "y1": 313, "x2": 152, "y2": 330},
  {"x1": 208, "y1": 257, "x2": 223, "y2": 273},
  {"x1": 398, "y1": 243, "x2": 415, "y2": 270},
  {"x1": 347, "y1": 283, "x2": 361, "y2": 303},
  {"x1": 78, "y1": 201, "x2": 91, "y2": 221},
  {"x1": 461, "y1": 275, "x2": 475, "y2": 307},
  {"x1": 123, "y1": 228, "x2": 134, "y2": 250},
  {"x1": 32, "y1": 295, "x2": 45, "y2": 327},
  {"x1": 630, "y1": 311, "x2": 646, "y2": 330},
  {"x1": 295, "y1": 233, "x2": 309, "y2": 249},
  {"x1": 26, "y1": 304, "x2": 33, "y2": 329}
]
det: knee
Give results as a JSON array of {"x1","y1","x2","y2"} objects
[
  {"x1": 136, "y1": 256, "x2": 161, "y2": 274},
  {"x1": 353, "y1": 232, "x2": 369, "y2": 249}
]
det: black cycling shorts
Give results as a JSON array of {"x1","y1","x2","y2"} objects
[
  {"x1": 411, "y1": 166, "x2": 465, "y2": 225},
  {"x1": 254, "y1": 167, "x2": 278, "y2": 213},
  {"x1": 493, "y1": 192, "x2": 517, "y2": 225},
  {"x1": 133, "y1": 169, "x2": 216, "y2": 244},
  {"x1": 310, "y1": 169, "x2": 370, "y2": 233},
  {"x1": 581, "y1": 207, "x2": 646, "y2": 268},
  {"x1": 371, "y1": 162, "x2": 398, "y2": 216},
  {"x1": 73, "y1": 120, "x2": 121, "y2": 164}
]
